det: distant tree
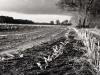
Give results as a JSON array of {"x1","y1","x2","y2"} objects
[
  {"x1": 0, "y1": 16, "x2": 34, "y2": 24},
  {"x1": 56, "y1": 20, "x2": 60, "y2": 25},
  {"x1": 61, "y1": 20, "x2": 68, "y2": 25},
  {"x1": 57, "y1": 0, "x2": 100, "y2": 27},
  {"x1": 50, "y1": 21, "x2": 55, "y2": 25},
  {"x1": 15, "y1": 19, "x2": 34, "y2": 24}
]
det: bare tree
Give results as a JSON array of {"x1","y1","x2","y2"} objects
[{"x1": 57, "y1": 0, "x2": 99, "y2": 27}]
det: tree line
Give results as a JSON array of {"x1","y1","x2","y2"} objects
[
  {"x1": 0, "y1": 15, "x2": 72, "y2": 25},
  {"x1": 0, "y1": 16, "x2": 34, "y2": 24}
]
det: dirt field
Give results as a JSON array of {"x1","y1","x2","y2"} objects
[
  {"x1": 0, "y1": 27, "x2": 96, "y2": 75},
  {"x1": 0, "y1": 25, "x2": 99, "y2": 75},
  {"x1": 0, "y1": 25, "x2": 68, "y2": 55}
]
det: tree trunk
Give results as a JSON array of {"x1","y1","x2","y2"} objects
[
  {"x1": 82, "y1": 16, "x2": 87, "y2": 27},
  {"x1": 78, "y1": 12, "x2": 89, "y2": 28}
]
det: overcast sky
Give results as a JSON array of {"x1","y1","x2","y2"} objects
[
  {"x1": 0, "y1": 0, "x2": 61, "y2": 14},
  {"x1": 0, "y1": 0, "x2": 72, "y2": 22}
]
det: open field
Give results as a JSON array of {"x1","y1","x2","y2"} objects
[
  {"x1": 0, "y1": 24, "x2": 100, "y2": 75},
  {"x1": 0, "y1": 27, "x2": 97, "y2": 75},
  {"x1": 0, "y1": 24, "x2": 68, "y2": 55}
]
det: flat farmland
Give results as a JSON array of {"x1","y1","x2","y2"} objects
[
  {"x1": 0, "y1": 24, "x2": 68, "y2": 54},
  {"x1": 0, "y1": 25, "x2": 98, "y2": 75}
]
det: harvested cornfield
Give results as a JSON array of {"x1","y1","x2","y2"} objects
[{"x1": 0, "y1": 28, "x2": 97, "y2": 75}]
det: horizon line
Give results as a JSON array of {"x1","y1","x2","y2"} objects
[{"x1": 0, "y1": 11, "x2": 72, "y2": 23}]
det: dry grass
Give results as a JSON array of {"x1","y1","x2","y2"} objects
[{"x1": 73, "y1": 28, "x2": 100, "y2": 74}]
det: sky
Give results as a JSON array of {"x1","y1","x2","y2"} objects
[
  {"x1": 0, "y1": 0, "x2": 72, "y2": 22},
  {"x1": 0, "y1": 0, "x2": 60, "y2": 14}
]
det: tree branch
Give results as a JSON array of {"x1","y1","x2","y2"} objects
[{"x1": 87, "y1": 0, "x2": 95, "y2": 11}]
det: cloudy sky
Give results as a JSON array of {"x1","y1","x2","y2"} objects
[
  {"x1": 0, "y1": 0, "x2": 61, "y2": 14},
  {"x1": 0, "y1": 0, "x2": 72, "y2": 22}
]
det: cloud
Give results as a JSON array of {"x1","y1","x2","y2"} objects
[{"x1": 0, "y1": 0, "x2": 60, "y2": 14}]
